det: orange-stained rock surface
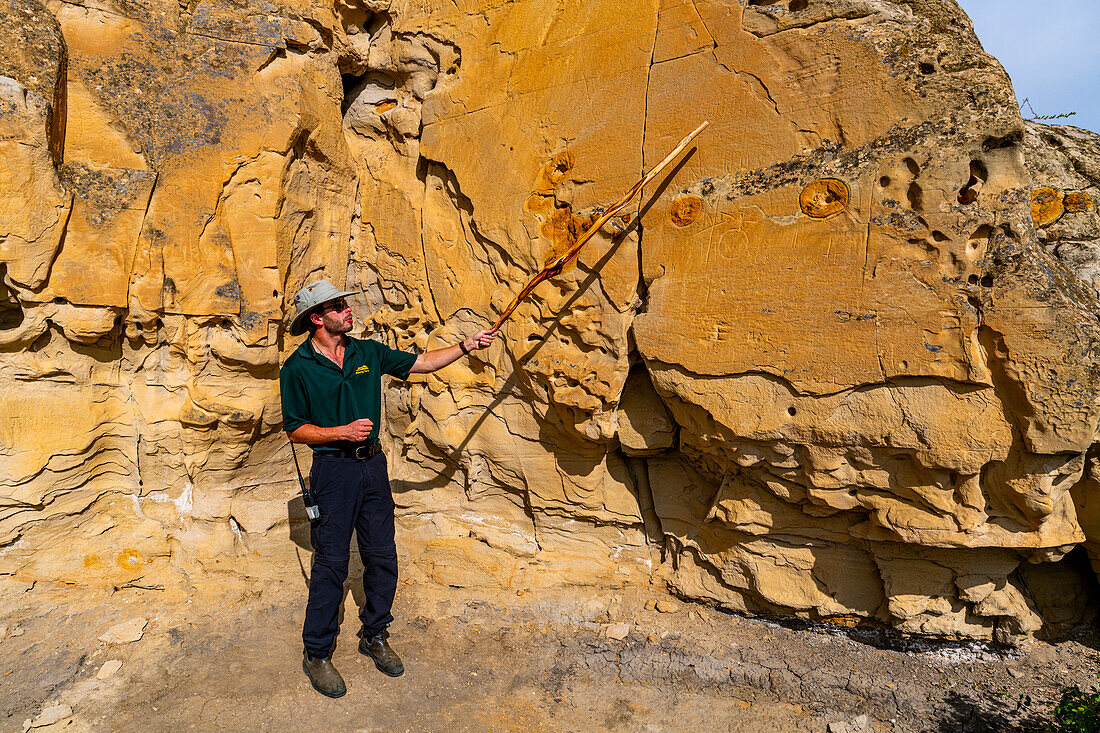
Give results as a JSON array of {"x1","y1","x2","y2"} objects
[{"x1": 3, "y1": 0, "x2": 1100, "y2": 643}]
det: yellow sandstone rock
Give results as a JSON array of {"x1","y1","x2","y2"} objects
[{"x1": 2, "y1": 0, "x2": 1100, "y2": 643}]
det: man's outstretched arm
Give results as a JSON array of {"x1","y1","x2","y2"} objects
[
  {"x1": 409, "y1": 328, "x2": 498, "y2": 374},
  {"x1": 288, "y1": 419, "x2": 373, "y2": 444}
]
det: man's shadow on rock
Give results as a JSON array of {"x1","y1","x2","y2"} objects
[
  {"x1": 390, "y1": 152, "x2": 696, "y2": 496},
  {"x1": 287, "y1": 496, "x2": 368, "y2": 643}
]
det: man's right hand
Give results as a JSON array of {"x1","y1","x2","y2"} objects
[
  {"x1": 286, "y1": 419, "x2": 374, "y2": 445},
  {"x1": 341, "y1": 418, "x2": 374, "y2": 442}
]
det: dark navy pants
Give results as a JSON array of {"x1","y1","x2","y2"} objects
[{"x1": 303, "y1": 451, "x2": 398, "y2": 657}]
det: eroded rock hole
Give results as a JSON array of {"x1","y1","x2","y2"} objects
[
  {"x1": 908, "y1": 237, "x2": 937, "y2": 258},
  {"x1": 787, "y1": 406, "x2": 797, "y2": 417},
  {"x1": 982, "y1": 130, "x2": 1023, "y2": 151},
  {"x1": 931, "y1": 230, "x2": 949, "y2": 242},
  {"x1": 968, "y1": 274, "x2": 978, "y2": 285},
  {"x1": 919, "y1": 62, "x2": 935, "y2": 75},
  {"x1": 341, "y1": 74, "x2": 365, "y2": 113},
  {"x1": 879, "y1": 175, "x2": 891, "y2": 187},
  {"x1": 958, "y1": 179, "x2": 979, "y2": 205},
  {"x1": 907, "y1": 182, "x2": 923, "y2": 210},
  {"x1": 30, "y1": 329, "x2": 51, "y2": 351},
  {"x1": 958, "y1": 159, "x2": 987, "y2": 205},
  {"x1": 1021, "y1": 546, "x2": 1100, "y2": 639},
  {"x1": 342, "y1": 70, "x2": 396, "y2": 115},
  {"x1": 970, "y1": 159, "x2": 988, "y2": 181},
  {"x1": 788, "y1": 0, "x2": 808, "y2": 10},
  {"x1": 0, "y1": 276, "x2": 23, "y2": 331},
  {"x1": 967, "y1": 224, "x2": 993, "y2": 257},
  {"x1": 904, "y1": 157, "x2": 920, "y2": 178},
  {"x1": 1042, "y1": 133, "x2": 1063, "y2": 148}
]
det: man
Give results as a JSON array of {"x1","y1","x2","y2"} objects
[{"x1": 279, "y1": 279, "x2": 497, "y2": 698}]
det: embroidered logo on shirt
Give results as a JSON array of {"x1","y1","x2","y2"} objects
[{"x1": 355, "y1": 365, "x2": 370, "y2": 375}]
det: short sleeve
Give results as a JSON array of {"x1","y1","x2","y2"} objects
[
  {"x1": 279, "y1": 360, "x2": 311, "y2": 433},
  {"x1": 377, "y1": 341, "x2": 418, "y2": 380}
]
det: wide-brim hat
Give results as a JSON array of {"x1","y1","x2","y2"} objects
[{"x1": 288, "y1": 279, "x2": 357, "y2": 336}]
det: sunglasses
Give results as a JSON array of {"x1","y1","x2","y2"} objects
[{"x1": 321, "y1": 299, "x2": 351, "y2": 313}]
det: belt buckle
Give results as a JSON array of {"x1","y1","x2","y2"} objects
[{"x1": 354, "y1": 444, "x2": 370, "y2": 460}]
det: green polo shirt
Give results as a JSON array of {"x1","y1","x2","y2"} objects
[{"x1": 279, "y1": 336, "x2": 418, "y2": 453}]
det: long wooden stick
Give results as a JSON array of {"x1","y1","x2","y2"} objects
[{"x1": 491, "y1": 121, "x2": 709, "y2": 331}]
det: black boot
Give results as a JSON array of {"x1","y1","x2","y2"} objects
[
  {"x1": 359, "y1": 629, "x2": 404, "y2": 677},
  {"x1": 303, "y1": 651, "x2": 347, "y2": 697}
]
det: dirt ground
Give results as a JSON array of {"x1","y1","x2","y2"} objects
[{"x1": 3, "y1": 562, "x2": 1099, "y2": 733}]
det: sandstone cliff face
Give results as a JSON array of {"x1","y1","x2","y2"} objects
[{"x1": 2, "y1": 0, "x2": 1099, "y2": 642}]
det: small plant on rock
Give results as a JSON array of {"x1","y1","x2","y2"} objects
[{"x1": 1020, "y1": 97, "x2": 1077, "y2": 122}]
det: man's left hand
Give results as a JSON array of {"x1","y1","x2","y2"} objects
[{"x1": 465, "y1": 329, "x2": 499, "y2": 352}]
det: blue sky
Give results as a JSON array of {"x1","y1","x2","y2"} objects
[{"x1": 957, "y1": 0, "x2": 1100, "y2": 132}]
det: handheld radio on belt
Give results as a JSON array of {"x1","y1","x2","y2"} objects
[{"x1": 290, "y1": 442, "x2": 321, "y2": 523}]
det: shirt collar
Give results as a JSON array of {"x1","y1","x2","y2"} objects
[
  {"x1": 297, "y1": 334, "x2": 356, "y2": 363},
  {"x1": 296, "y1": 337, "x2": 318, "y2": 362}
]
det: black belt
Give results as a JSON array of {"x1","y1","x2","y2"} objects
[{"x1": 327, "y1": 441, "x2": 382, "y2": 460}]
